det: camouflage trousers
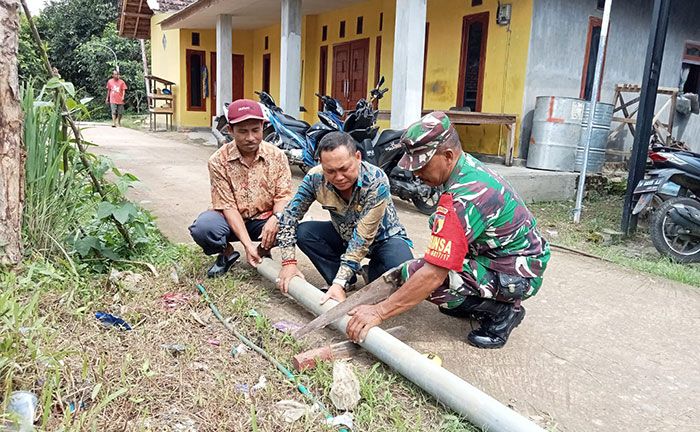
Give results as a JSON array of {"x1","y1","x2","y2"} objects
[{"x1": 400, "y1": 258, "x2": 541, "y2": 310}]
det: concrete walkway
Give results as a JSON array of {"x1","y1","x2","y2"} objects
[{"x1": 84, "y1": 124, "x2": 699, "y2": 432}]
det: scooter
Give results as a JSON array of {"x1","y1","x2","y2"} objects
[
  {"x1": 256, "y1": 91, "x2": 344, "y2": 173},
  {"x1": 632, "y1": 143, "x2": 700, "y2": 262},
  {"x1": 344, "y1": 76, "x2": 441, "y2": 215},
  {"x1": 212, "y1": 103, "x2": 232, "y2": 148}
]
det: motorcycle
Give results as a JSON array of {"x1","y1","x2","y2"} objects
[
  {"x1": 343, "y1": 76, "x2": 441, "y2": 215},
  {"x1": 212, "y1": 102, "x2": 232, "y2": 148},
  {"x1": 632, "y1": 143, "x2": 700, "y2": 262},
  {"x1": 256, "y1": 91, "x2": 344, "y2": 173}
]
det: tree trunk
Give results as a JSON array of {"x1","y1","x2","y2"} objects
[{"x1": 0, "y1": 0, "x2": 24, "y2": 265}]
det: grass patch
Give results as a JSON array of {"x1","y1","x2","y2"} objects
[
  {"x1": 1, "y1": 246, "x2": 476, "y2": 431},
  {"x1": 117, "y1": 114, "x2": 149, "y2": 130},
  {"x1": 532, "y1": 193, "x2": 700, "y2": 287}
]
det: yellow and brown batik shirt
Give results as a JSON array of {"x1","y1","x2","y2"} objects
[
  {"x1": 208, "y1": 141, "x2": 292, "y2": 219},
  {"x1": 278, "y1": 161, "x2": 411, "y2": 283}
]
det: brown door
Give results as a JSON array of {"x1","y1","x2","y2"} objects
[
  {"x1": 262, "y1": 53, "x2": 271, "y2": 94},
  {"x1": 348, "y1": 39, "x2": 369, "y2": 109},
  {"x1": 211, "y1": 52, "x2": 217, "y2": 115},
  {"x1": 580, "y1": 17, "x2": 605, "y2": 101},
  {"x1": 456, "y1": 12, "x2": 489, "y2": 112},
  {"x1": 318, "y1": 46, "x2": 328, "y2": 110},
  {"x1": 211, "y1": 53, "x2": 245, "y2": 114},
  {"x1": 233, "y1": 54, "x2": 244, "y2": 101},
  {"x1": 332, "y1": 43, "x2": 350, "y2": 108},
  {"x1": 332, "y1": 38, "x2": 369, "y2": 111},
  {"x1": 186, "y1": 49, "x2": 206, "y2": 111}
]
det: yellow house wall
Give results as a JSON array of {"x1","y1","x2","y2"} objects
[
  {"x1": 152, "y1": 0, "x2": 533, "y2": 154},
  {"x1": 150, "y1": 13, "x2": 182, "y2": 125},
  {"x1": 302, "y1": 0, "x2": 395, "y2": 125},
  {"x1": 176, "y1": 28, "x2": 255, "y2": 128},
  {"x1": 299, "y1": 0, "x2": 532, "y2": 155},
  {"x1": 424, "y1": 0, "x2": 533, "y2": 155},
  {"x1": 251, "y1": 25, "x2": 282, "y2": 111}
]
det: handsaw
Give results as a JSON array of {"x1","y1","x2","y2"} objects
[{"x1": 294, "y1": 266, "x2": 403, "y2": 338}]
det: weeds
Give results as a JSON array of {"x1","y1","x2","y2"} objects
[
  {"x1": 2, "y1": 246, "x2": 476, "y2": 431},
  {"x1": 532, "y1": 193, "x2": 700, "y2": 287},
  {"x1": 21, "y1": 79, "x2": 171, "y2": 271}
]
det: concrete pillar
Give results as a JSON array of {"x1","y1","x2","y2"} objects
[
  {"x1": 390, "y1": 0, "x2": 427, "y2": 129},
  {"x1": 216, "y1": 14, "x2": 233, "y2": 116},
  {"x1": 280, "y1": 0, "x2": 302, "y2": 118}
]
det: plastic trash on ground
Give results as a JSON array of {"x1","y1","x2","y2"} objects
[
  {"x1": 231, "y1": 343, "x2": 248, "y2": 358},
  {"x1": 272, "y1": 320, "x2": 303, "y2": 334},
  {"x1": 274, "y1": 400, "x2": 316, "y2": 423},
  {"x1": 252, "y1": 375, "x2": 267, "y2": 391},
  {"x1": 95, "y1": 311, "x2": 132, "y2": 330},
  {"x1": 108, "y1": 269, "x2": 144, "y2": 292},
  {"x1": 161, "y1": 343, "x2": 186, "y2": 356},
  {"x1": 326, "y1": 412, "x2": 354, "y2": 429},
  {"x1": 160, "y1": 292, "x2": 193, "y2": 310},
  {"x1": 329, "y1": 361, "x2": 361, "y2": 411},
  {"x1": 5, "y1": 391, "x2": 38, "y2": 432}
]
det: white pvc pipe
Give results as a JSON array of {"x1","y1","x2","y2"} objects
[{"x1": 257, "y1": 259, "x2": 544, "y2": 432}]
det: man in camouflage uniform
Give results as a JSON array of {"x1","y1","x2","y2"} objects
[{"x1": 346, "y1": 112, "x2": 550, "y2": 349}]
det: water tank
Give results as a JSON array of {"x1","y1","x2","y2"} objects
[
  {"x1": 527, "y1": 96, "x2": 587, "y2": 171},
  {"x1": 575, "y1": 102, "x2": 614, "y2": 173}
]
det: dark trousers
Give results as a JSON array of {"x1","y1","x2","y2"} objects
[
  {"x1": 297, "y1": 221, "x2": 414, "y2": 285},
  {"x1": 189, "y1": 210, "x2": 267, "y2": 255}
]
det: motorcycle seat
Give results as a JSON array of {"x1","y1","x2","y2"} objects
[
  {"x1": 279, "y1": 114, "x2": 310, "y2": 131},
  {"x1": 376, "y1": 129, "x2": 404, "y2": 144}
]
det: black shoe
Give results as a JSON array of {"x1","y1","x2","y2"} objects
[
  {"x1": 207, "y1": 251, "x2": 240, "y2": 278},
  {"x1": 438, "y1": 296, "x2": 486, "y2": 320},
  {"x1": 466, "y1": 301, "x2": 525, "y2": 349}
]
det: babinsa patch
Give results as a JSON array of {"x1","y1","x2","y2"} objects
[{"x1": 424, "y1": 194, "x2": 467, "y2": 271}]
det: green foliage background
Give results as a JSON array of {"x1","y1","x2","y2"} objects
[{"x1": 20, "y1": 0, "x2": 149, "y2": 117}]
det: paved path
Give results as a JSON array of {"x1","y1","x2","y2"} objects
[{"x1": 84, "y1": 124, "x2": 700, "y2": 432}]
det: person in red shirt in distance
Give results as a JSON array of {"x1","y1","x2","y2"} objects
[{"x1": 105, "y1": 70, "x2": 128, "y2": 127}]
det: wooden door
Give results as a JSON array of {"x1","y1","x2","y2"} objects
[
  {"x1": 332, "y1": 39, "x2": 369, "y2": 111},
  {"x1": 186, "y1": 49, "x2": 206, "y2": 111},
  {"x1": 262, "y1": 53, "x2": 271, "y2": 94},
  {"x1": 233, "y1": 54, "x2": 244, "y2": 101},
  {"x1": 332, "y1": 43, "x2": 350, "y2": 108},
  {"x1": 348, "y1": 39, "x2": 369, "y2": 109},
  {"x1": 580, "y1": 17, "x2": 605, "y2": 101},
  {"x1": 211, "y1": 53, "x2": 245, "y2": 114},
  {"x1": 318, "y1": 45, "x2": 328, "y2": 110},
  {"x1": 456, "y1": 12, "x2": 489, "y2": 112},
  {"x1": 211, "y1": 52, "x2": 217, "y2": 115}
]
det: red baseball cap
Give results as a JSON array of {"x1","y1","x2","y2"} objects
[{"x1": 227, "y1": 99, "x2": 266, "y2": 124}]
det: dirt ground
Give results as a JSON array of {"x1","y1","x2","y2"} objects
[{"x1": 83, "y1": 124, "x2": 700, "y2": 432}]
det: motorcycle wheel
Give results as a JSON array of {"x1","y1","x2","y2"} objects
[
  {"x1": 650, "y1": 196, "x2": 700, "y2": 263},
  {"x1": 265, "y1": 132, "x2": 282, "y2": 148},
  {"x1": 411, "y1": 184, "x2": 441, "y2": 215}
]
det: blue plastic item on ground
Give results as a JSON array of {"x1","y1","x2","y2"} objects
[{"x1": 95, "y1": 311, "x2": 132, "y2": 330}]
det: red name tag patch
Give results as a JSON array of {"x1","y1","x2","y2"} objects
[{"x1": 424, "y1": 194, "x2": 467, "y2": 271}]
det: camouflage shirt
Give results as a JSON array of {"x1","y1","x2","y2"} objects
[
  {"x1": 278, "y1": 161, "x2": 411, "y2": 282},
  {"x1": 431, "y1": 153, "x2": 550, "y2": 293}
]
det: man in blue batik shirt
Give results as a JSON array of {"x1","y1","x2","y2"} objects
[{"x1": 276, "y1": 132, "x2": 413, "y2": 304}]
